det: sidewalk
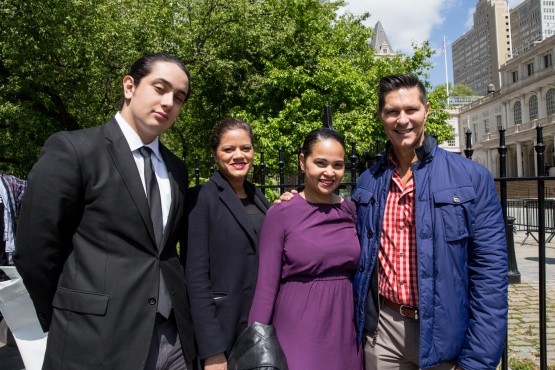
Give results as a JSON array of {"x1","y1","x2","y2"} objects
[
  {"x1": 1, "y1": 230, "x2": 554, "y2": 369},
  {"x1": 507, "y1": 230, "x2": 555, "y2": 366}
]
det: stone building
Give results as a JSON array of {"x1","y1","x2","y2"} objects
[{"x1": 457, "y1": 34, "x2": 555, "y2": 177}]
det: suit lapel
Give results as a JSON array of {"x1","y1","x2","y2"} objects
[
  {"x1": 212, "y1": 172, "x2": 258, "y2": 249},
  {"x1": 103, "y1": 118, "x2": 158, "y2": 251},
  {"x1": 160, "y1": 145, "x2": 185, "y2": 251}
]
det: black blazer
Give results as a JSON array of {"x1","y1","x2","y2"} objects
[
  {"x1": 185, "y1": 171, "x2": 270, "y2": 360},
  {"x1": 14, "y1": 118, "x2": 195, "y2": 369}
]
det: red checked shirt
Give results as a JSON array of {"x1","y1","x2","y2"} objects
[{"x1": 378, "y1": 161, "x2": 419, "y2": 307}]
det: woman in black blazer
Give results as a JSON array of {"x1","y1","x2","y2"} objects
[{"x1": 185, "y1": 118, "x2": 270, "y2": 370}]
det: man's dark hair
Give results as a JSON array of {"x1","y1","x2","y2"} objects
[
  {"x1": 120, "y1": 53, "x2": 191, "y2": 109},
  {"x1": 377, "y1": 74, "x2": 427, "y2": 111},
  {"x1": 301, "y1": 127, "x2": 346, "y2": 159}
]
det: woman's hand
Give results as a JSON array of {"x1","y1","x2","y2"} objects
[{"x1": 204, "y1": 353, "x2": 227, "y2": 370}]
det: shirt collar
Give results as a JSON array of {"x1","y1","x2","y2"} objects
[
  {"x1": 115, "y1": 112, "x2": 162, "y2": 161},
  {"x1": 384, "y1": 133, "x2": 437, "y2": 166}
]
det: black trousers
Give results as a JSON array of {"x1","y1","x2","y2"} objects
[{"x1": 145, "y1": 312, "x2": 190, "y2": 370}]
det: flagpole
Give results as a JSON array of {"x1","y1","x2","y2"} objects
[
  {"x1": 507, "y1": 0, "x2": 513, "y2": 59},
  {"x1": 443, "y1": 36, "x2": 450, "y2": 104}
]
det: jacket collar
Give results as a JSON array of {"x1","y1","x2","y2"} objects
[
  {"x1": 211, "y1": 171, "x2": 261, "y2": 250},
  {"x1": 379, "y1": 133, "x2": 437, "y2": 172},
  {"x1": 415, "y1": 134, "x2": 437, "y2": 162},
  {"x1": 211, "y1": 171, "x2": 267, "y2": 212}
]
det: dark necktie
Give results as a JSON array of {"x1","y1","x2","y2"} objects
[
  {"x1": 139, "y1": 146, "x2": 164, "y2": 247},
  {"x1": 138, "y1": 146, "x2": 171, "y2": 318}
]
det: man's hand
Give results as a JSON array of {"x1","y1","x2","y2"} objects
[
  {"x1": 273, "y1": 189, "x2": 298, "y2": 204},
  {"x1": 204, "y1": 353, "x2": 227, "y2": 370}
]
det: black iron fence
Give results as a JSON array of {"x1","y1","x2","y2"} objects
[
  {"x1": 191, "y1": 143, "x2": 368, "y2": 198},
  {"x1": 474, "y1": 126, "x2": 550, "y2": 370}
]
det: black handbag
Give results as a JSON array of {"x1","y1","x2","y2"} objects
[{"x1": 227, "y1": 322, "x2": 289, "y2": 370}]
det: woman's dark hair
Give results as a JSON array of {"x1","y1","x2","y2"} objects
[
  {"x1": 127, "y1": 53, "x2": 191, "y2": 101},
  {"x1": 301, "y1": 127, "x2": 346, "y2": 158},
  {"x1": 377, "y1": 74, "x2": 427, "y2": 111},
  {"x1": 209, "y1": 118, "x2": 254, "y2": 153}
]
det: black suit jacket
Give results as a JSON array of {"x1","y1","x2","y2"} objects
[
  {"x1": 185, "y1": 171, "x2": 270, "y2": 360},
  {"x1": 14, "y1": 118, "x2": 195, "y2": 369}
]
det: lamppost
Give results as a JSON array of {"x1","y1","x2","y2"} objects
[{"x1": 464, "y1": 128, "x2": 474, "y2": 159}]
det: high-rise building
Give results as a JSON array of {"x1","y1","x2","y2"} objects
[
  {"x1": 510, "y1": 0, "x2": 555, "y2": 57},
  {"x1": 452, "y1": 0, "x2": 511, "y2": 95}
]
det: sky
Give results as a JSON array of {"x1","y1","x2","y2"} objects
[{"x1": 339, "y1": 0, "x2": 526, "y2": 88}]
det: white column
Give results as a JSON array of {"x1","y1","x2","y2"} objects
[
  {"x1": 534, "y1": 138, "x2": 538, "y2": 177},
  {"x1": 503, "y1": 101, "x2": 510, "y2": 127},
  {"x1": 538, "y1": 87, "x2": 547, "y2": 118},
  {"x1": 521, "y1": 94, "x2": 529, "y2": 124},
  {"x1": 516, "y1": 141, "x2": 523, "y2": 177},
  {"x1": 487, "y1": 149, "x2": 492, "y2": 173}
]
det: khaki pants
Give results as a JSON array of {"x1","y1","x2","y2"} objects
[{"x1": 364, "y1": 301, "x2": 456, "y2": 370}]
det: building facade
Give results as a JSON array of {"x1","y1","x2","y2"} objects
[
  {"x1": 511, "y1": 0, "x2": 555, "y2": 57},
  {"x1": 452, "y1": 0, "x2": 511, "y2": 95},
  {"x1": 457, "y1": 35, "x2": 555, "y2": 178}
]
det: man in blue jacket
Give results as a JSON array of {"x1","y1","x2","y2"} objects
[{"x1": 352, "y1": 74, "x2": 507, "y2": 369}]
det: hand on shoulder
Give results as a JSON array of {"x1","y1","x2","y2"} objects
[{"x1": 273, "y1": 189, "x2": 298, "y2": 205}]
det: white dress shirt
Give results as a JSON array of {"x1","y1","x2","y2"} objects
[{"x1": 115, "y1": 112, "x2": 171, "y2": 231}]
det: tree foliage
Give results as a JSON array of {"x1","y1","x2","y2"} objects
[
  {"x1": 434, "y1": 82, "x2": 478, "y2": 97},
  {"x1": 1, "y1": 0, "x2": 452, "y2": 180}
]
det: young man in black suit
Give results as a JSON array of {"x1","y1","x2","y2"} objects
[{"x1": 15, "y1": 53, "x2": 195, "y2": 370}]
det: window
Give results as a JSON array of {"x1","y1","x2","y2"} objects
[
  {"x1": 484, "y1": 119, "x2": 490, "y2": 133},
  {"x1": 545, "y1": 54, "x2": 553, "y2": 68},
  {"x1": 527, "y1": 62, "x2": 534, "y2": 76},
  {"x1": 447, "y1": 139, "x2": 456, "y2": 147},
  {"x1": 514, "y1": 101, "x2": 522, "y2": 124},
  {"x1": 547, "y1": 88, "x2": 555, "y2": 116},
  {"x1": 529, "y1": 95, "x2": 539, "y2": 120},
  {"x1": 512, "y1": 71, "x2": 519, "y2": 82}
]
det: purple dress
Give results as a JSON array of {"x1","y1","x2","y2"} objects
[{"x1": 248, "y1": 195, "x2": 363, "y2": 370}]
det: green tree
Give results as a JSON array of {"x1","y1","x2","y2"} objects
[
  {"x1": 434, "y1": 82, "x2": 478, "y2": 97},
  {"x1": 452, "y1": 83, "x2": 477, "y2": 97},
  {"x1": 1, "y1": 0, "x2": 452, "y2": 181},
  {"x1": 0, "y1": 0, "x2": 185, "y2": 176}
]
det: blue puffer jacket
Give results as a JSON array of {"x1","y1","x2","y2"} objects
[{"x1": 352, "y1": 135, "x2": 508, "y2": 369}]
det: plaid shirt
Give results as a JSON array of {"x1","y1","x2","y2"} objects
[
  {"x1": 1, "y1": 174, "x2": 27, "y2": 255},
  {"x1": 378, "y1": 162, "x2": 419, "y2": 307}
]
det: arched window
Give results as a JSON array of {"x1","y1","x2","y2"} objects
[
  {"x1": 514, "y1": 101, "x2": 522, "y2": 125},
  {"x1": 529, "y1": 95, "x2": 538, "y2": 120},
  {"x1": 547, "y1": 88, "x2": 555, "y2": 116}
]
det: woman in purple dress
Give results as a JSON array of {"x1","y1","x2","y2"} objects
[{"x1": 248, "y1": 128, "x2": 363, "y2": 370}]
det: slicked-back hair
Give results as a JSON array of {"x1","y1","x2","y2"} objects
[
  {"x1": 121, "y1": 53, "x2": 191, "y2": 109},
  {"x1": 209, "y1": 117, "x2": 254, "y2": 153},
  {"x1": 301, "y1": 127, "x2": 346, "y2": 158},
  {"x1": 377, "y1": 74, "x2": 427, "y2": 111}
]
